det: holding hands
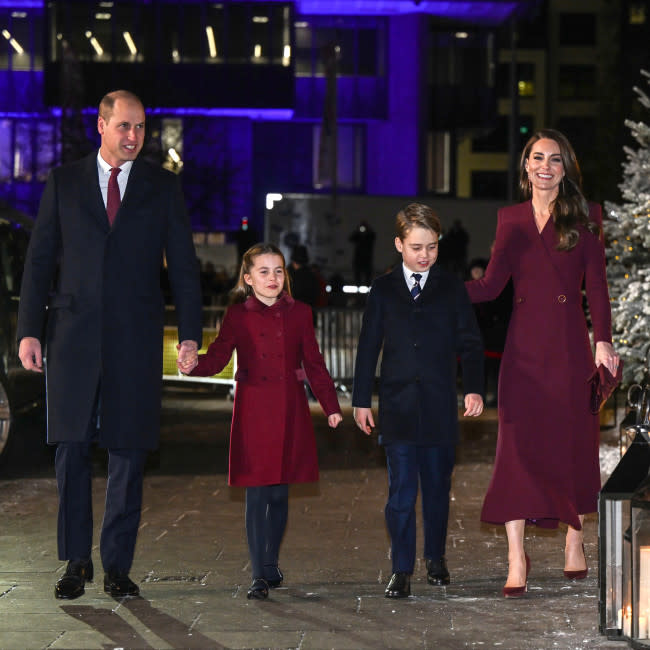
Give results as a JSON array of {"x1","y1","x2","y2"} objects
[{"x1": 176, "y1": 340, "x2": 199, "y2": 374}]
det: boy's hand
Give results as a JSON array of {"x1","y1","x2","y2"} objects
[
  {"x1": 463, "y1": 393, "x2": 484, "y2": 417},
  {"x1": 353, "y1": 407, "x2": 375, "y2": 435},
  {"x1": 328, "y1": 413, "x2": 343, "y2": 428}
]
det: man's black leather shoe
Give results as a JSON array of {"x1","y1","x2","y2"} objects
[
  {"x1": 426, "y1": 557, "x2": 450, "y2": 585},
  {"x1": 385, "y1": 572, "x2": 411, "y2": 598},
  {"x1": 55, "y1": 559, "x2": 94, "y2": 600},
  {"x1": 104, "y1": 572, "x2": 140, "y2": 597}
]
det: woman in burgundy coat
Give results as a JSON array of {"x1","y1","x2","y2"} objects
[
  {"x1": 180, "y1": 243, "x2": 342, "y2": 600},
  {"x1": 465, "y1": 130, "x2": 620, "y2": 598}
]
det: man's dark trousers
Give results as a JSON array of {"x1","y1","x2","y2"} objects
[{"x1": 55, "y1": 412, "x2": 147, "y2": 573}]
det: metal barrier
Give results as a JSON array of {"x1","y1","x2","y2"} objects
[{"x1": 162, "y1": 305, "x2": 366, "y2": 388}]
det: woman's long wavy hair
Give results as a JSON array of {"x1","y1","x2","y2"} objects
[
  {"x1": 229, "y1": 243, "x2": 292, "y2": 304},
  {"x1": 519, "y1": 129, "x2": 599, "y2": 251}
]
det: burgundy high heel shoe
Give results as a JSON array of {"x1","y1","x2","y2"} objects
[
  {"x1": 502, "y1": 554, "x2": 530, "y2": 598},
  {"x1": 564, "y1": 544, "x2": 588, "y2": 580}
]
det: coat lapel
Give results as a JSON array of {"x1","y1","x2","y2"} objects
[
  {"x1": 388, "y1": 265, "x2": 413, "y2": 305},
  {"x1": 80, "y1": 152, "x2": 109, "y2": 231},
  {"x1": 419, "y1": 264, "x2": 441, "y2": 301},
  {"x1": 119, "y1": 158, "x2": 153, "y2": 216}
]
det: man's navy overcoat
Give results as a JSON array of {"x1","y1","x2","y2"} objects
[{"x1": 17, "y1": 152, "x2": 202, "y2": 449}]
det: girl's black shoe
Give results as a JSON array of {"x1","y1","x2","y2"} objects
[{"x1": 265, "y1": 567, "x2": 284, "y2": 588}]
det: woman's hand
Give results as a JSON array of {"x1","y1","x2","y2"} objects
[
  {"x1": 328, "y1": 413, "x2": 343, "y2": 428},
  {"x1": 595, "y1": 341, "x2": 620, "y2": 375}
]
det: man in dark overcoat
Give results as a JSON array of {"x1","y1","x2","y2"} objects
[{"x1": 17, "y1": 90, "x2": 202, "y2": 599}]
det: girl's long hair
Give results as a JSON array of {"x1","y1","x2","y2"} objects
[
  {"x1": 229, "y1": 243, "x2": 291, "y2": 304},
  {"x1": 518, "y1": 128, "x2": 599, "y2": 250}
]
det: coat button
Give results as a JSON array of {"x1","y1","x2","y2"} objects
[
  {"x1": 414, "y1": 342, "x2": 419, "y2": 347},
  {"x1": 516, "y1": 297, "x2": 525, "y2": 303},
  {"x1": 557, "y1": 294, "x2": 567, "y2": 303}
]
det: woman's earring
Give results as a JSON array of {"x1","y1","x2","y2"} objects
[{"x1": 561, "y1": 177, "x2": 566, "y2": 194}]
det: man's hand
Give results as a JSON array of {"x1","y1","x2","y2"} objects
[
  {"x1": 463, "y1": 393, "x2": 484, "y2": 417},
  {"x1": 353, "y1": 407, "x2": 375, "y2": 435},
  {"x1": 176, "y1": 340, "x2": 199, "y2": 374},
  {"x1": 18, "y1": 337, "x2": 43, "y2": 372}
]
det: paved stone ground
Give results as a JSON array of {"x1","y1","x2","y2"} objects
[{"x1": 0, "y1": 387, "x2": 629, "y2": 649}]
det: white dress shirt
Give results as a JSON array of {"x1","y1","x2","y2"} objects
[
  {"x1": 402, "y1": 263, "x2": 429, "y2": 292},
  {"x1": 97, "y1": 152, "x2": 133, "y2": 208}
]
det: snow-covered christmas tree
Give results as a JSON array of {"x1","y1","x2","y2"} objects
[{"x1": 604, "y1": 69, "x2": 650, "y2": 385}]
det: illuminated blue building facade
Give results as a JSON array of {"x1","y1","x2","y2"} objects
[{"x1": 0, "y1": 0, "x2": 537, "y2": 234}]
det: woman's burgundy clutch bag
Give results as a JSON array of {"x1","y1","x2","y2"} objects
[{"x1": 588, "y1": 361, "x2": 623, "y2": 414}]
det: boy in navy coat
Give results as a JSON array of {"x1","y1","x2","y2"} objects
[{"x1": 352, "y1": 203, "x2": 484, "y2": 598}]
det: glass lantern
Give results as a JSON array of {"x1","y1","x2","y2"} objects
[
  {"x1": 599, "y1": 429, "x2": 650, "y2": 640},
  {"x1": 631, "y1": 475, "x2": 650, "y2": 646}
]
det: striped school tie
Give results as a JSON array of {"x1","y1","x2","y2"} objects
[{"x1": 411, "y1": 273, "x2": 422, "y2": 300}]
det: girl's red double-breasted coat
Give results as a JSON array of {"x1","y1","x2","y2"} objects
[{"x1": 191, "y1": 293, "x2": 341, "y2": 487}]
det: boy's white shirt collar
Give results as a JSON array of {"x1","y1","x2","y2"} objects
[{"x1": 402, "y1": 263, "x2": 429, "y2": 289}]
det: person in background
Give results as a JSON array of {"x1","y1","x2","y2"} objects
[
  {"x1": 17, "y1": 89, "x2": 202, "y2": 600},
  {"x1": 465, "y1": 129, "x2": 619, "y2": 597},
  {"x1": 353, "y1": 203, "x2": 484, "y2": 599},
  {"x1": 349, "y1": 220, "x2": 376, "y2": 287},
  {"x1": 287, "y1": 245, "x2": 321, "y2": 319},
  {"x1": 180, "y1": 243, "x2": 343, "y2": 600}
]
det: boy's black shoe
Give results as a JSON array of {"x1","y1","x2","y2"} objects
[
  {"x1": 426, "y1": 557, "x2": 450, "y2": 585},
  {"x1": 385, "y1": 572, "x2": 411, "y2": 598},
  {"x1": 104, "y1": 572, "x2": 140, "y2": 597}
]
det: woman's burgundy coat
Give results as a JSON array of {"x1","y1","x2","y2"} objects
[
  {"x1": 191, "y1": 293, "x2": 340, "y2": 487},
  {"x1": 465, "y1": 201, "x2": 612, "y2": 529}
]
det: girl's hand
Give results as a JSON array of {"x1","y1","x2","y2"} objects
[
  {"x1": 328, "y1": 413, "x2": 343, "y2": 428},
  {"x1": 595, "y1": 341, "x2": 620, "y2": 376}
]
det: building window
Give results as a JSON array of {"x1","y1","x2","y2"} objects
[
  {"x1": 0, "y1": 8, "x2": 43, "y2": 71},
  {"x1": 472, "y1": 115, "x2": 534, "y2": 153},
  {"x1": 629, "y1": 4, "x2": 647, "y2": 25},
  {"x1": 496, "y1": 63, "x2": 536, "y2": 98},
  {"x1": 471, "y1": 170, "x2": 508, "y2": 200},
  {"x1": 427, "y1": 131, "x2": 451, "y2": 194},
  {"x1": 558, "y1": 12, "x2": 596, "y2": 46},
  {"x1": 313, "y1": 123, "x2": 363, "y2": 190},
  {"x1": 0, "y1": 118, "x2": 59, "y2": 183},
  {"x1": 295, "y1": 16, "x2": 384, "y2": 77},
  {"x1": 49, "y1": 1, "x2": 291, "y2": 66},
  {"x1": 558, "y1": 64, "x2": 596, "y2": 100},
  {"x1": 554, "y1": 116, "x2": 597, "y2": 162}
]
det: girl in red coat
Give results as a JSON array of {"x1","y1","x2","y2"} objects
[{"x1": 179, "y1": 243, "x2": 343, "y2": 600}]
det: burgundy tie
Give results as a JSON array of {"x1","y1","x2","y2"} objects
[{"x1": 106, "y1": 167, "x2": 121, "y2": 226}]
